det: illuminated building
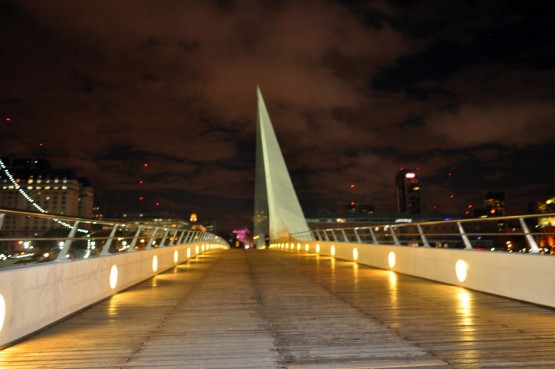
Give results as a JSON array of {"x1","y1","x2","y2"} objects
[
  {"x1": 395, "y1": 169, "x2": 420, "y2": 213},
  {"x1": 484, "y1": 192, "x2": 505, "y2": 216},
  {"x1": 0, "y1": 158, "x2": 93, "y2": 237}
]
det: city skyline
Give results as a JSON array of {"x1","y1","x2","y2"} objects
[{"x1": 1, "y1": 1, "x2": 554, "y2": 230}]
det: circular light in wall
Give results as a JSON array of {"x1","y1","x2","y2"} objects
[
  {"x1": 109, "y1": 265, "x2": 118, "y2": 289},
  {"x1": 352, "y1": 248, "x2": 359, "y2": 261},
  {"x1": 305, "y1": 244, "x2": 309, "y2": 252},
  {"x1": 315, "y1": 244, "x2": 320, "y2": 253},
  {"x1": 455, "y1": 260, "x2": 468, "y2": 282},
  {"x1": 152, "y1": 255, "x2": 158, "y2": 272},
  {"x1": 297, "y1": 243, "x2": 301, "y2": 250},
  {"x1": 174, "y1": 250, "x2": 179, "y2": 263},
  {"x1": 0, "y1": 294, "x2": 6, "y2": 332},
  {"x1": 388, "y1": 251, "x2": 396, "y2": 268},
  {"x1": 187, "y1": 248, "x2": 191, "y2": 258},
  {"x1": 195, "y1": 245, "x2": 199, "y2": 254},
  {"x1": 330, "y1": 245, "x2": 336, "y2": 256}
]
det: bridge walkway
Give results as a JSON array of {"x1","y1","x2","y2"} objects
[{"x1": 1, "y1": 249, "x2": 555, "y2": 368}]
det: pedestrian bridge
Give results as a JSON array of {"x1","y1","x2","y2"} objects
[
  {"x1": 2, "y1": 88, "x2": 555, "y2": 367},
  {"x1": 2, "y1": 247, "x2": 555, "y2": 368}
]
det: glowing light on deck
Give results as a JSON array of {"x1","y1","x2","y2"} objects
[
  {"x1": 0, "y1": 294, "x2": 5, "y2": 332},
  {"x1": 456, "y1": 260, "x2": 468, "y2": 282},
  {"x1": 152, "y1": 255, "x2": 158, "y2": 272},
  {"x1": 174, "y1": 250, "x2": 178, "y2": 263},
  {"x1": 388, "y1": 252, "x2": 396, "y2": 268},
  {"x1": 352, "y1": 247, "x2": 358, "y2": 261},
  {"x1": 109, "y1": 265, "x2": 118, "y2": 289}
]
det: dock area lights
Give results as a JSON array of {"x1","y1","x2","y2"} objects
[
  {"x1": 456, "y1": 260, "x2": 468, "y2": 282},
  {"x1": 353, "y1": 247, "x2": 359, "y2": 261},
  {"x1": 330, "y1": 245, "x2": 336, "y2": 256},
  {"x1": 305, "y1": 244, "x2": 309, "y2": 252},
  {"x1": 202, "y1": 244, "x2": 205, "y2": 252},
  {"x1": 195, "y1": 245, "x2": 199, "y2": 254},
  {"x1": 388, "y1": 251, "x2": 396, "y2": 268},
  {"x1": 315, "y1": 244, "x2": 320, "y2": 253},
  {"x1": 187, "y1": 248, "x2": 191, "y2": 258},
  {"x1": 152, "y1": 255, "x2": 158, "y2": 272},
  {"x1": 174, "y1": 250, "x2": 178, "y2": 263},
  {"x1": 109, "y1": 265, "x2": 118, "y2": 289},
  {"x1": 297, "y1": 243, "x2": 301, "y2": 250}
]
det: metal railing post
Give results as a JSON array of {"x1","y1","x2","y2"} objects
[
  {"x1": 314, "y1": 230, "x2": 321, "y2": 241},
  {"x1": 354, "y1": 228, "x2": 362, "y2": 243},
  {"x1": 168, "y1": 229, "x2": 179, "y2": 245},
  {"x1": 417, "y1": 224, "x2": 431, "y2": 247},
  {"x1": 519, "y1": 217, "x2": 540, "y2": 253},
  {"x1": 129, "y1": 226, "x2": 143, "y2": 252},
  {"x1": 56, "y1": 221, "x2": 80, "y2": 260},
  {"x1": 390, "y1": 226, "x2": 401, "y2": 246},
  {"x1": 456, "y1": 222, "x2": 473, "y2": 249},
  {"x1": 159, "y1": 229, "x2": 169, "y2": 247},
  {"x1": 368, "y1": 227, "x2": 379, "y2": 244},
  {"x1": 147, "y1": 228, "x2": 159, "y2": 249},
  {"x1": 341, "y1": 229, "x2": 349, "y2": 242},
  {"x1": 330, "y1": 229, "x2": 338, "y2": 241},
  {"x1": 100, "y1": 224, "x2": 120, "y2": 255},
  {"x1": 177, "y1": 230, "x2": 186, "y2": 244}
]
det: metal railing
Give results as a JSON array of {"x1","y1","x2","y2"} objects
[
  {"x1": 0, "y1": 208, "x2": 227, "y2": 269},
  {"x1": 292, "y1": 213, "x2": 555, "y2": 254}
]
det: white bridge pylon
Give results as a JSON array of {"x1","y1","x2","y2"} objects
[{"x1": 254, "y1": 87, "x2": 313, "y2": 243}]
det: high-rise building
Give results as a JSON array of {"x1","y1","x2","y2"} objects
[
  {"x1": 484, "y1": 192, "x2": 505, "y2": 216},
  {"x1": 0, "y1": 158, "x2": 94, "y2": 238},
  {"x1": 395, "y1": 169, "x2": 421, "y2": 213}
]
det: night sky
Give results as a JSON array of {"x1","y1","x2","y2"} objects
[{"x1": 1, "y1": 1, "x2": 554, "y2": 231}]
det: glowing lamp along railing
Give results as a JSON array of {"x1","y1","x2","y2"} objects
[
  {"x1": 0, "y1": 294, "x2": 6, "y2": 332},
  {"x1": 455, "y1": 260, "x2": 468, "y2": 282},
  {"x1": 109, "y1": 265, "x2": 118, "y2": 289},
  {"x1": 152, "y1": 255, "x2": 158, "y2": 272},
  {"x1": 388, "y1": 252, "x2": 396, "y2": 268}
]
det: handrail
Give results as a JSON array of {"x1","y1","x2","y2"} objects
[
  {"x1": 0, "y1": 208, "x2": 228, "y2": 268},
  {"x1": 291, "y1": 213, "x2": 555, "y2": 254}
]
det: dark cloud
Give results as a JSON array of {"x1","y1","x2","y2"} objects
[{"x1": 1, "y1": 0, "x2": 554, "y2": 230}]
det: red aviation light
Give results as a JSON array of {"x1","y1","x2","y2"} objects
[
  {"x1": 138, "y1": 196, "x2": 144, "y2": 201},
  {"x1": 5, "y1": 117, "x2": 11, "y2": 122}
]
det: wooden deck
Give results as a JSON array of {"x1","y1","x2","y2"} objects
[{"x1": 1, "y1": 249, "x2": 555, "y2": 368}]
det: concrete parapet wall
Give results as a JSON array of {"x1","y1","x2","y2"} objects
[
  {"x1": 277, "y1": 241, "x2": 555, "y2": 308},
  {"x1": 0, "y1": 243, "x2": 227, "y2": 347}
]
